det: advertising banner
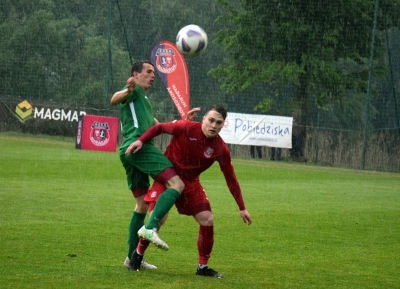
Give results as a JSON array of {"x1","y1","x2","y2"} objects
[
  {"x1": 219, "y1": 112, "x2": 293, "y2": 148},
  {"x1": 150, "y1": 40, "x2": 190, "y2": 119},
  {"x1": 75, "y1": 114, "x2": 119, "y2": 152}
]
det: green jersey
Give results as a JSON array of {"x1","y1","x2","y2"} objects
[{"x1": 119, "y1": 84, "x2": 155, "y2": 148}]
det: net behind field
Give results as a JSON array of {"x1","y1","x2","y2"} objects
[{"x1": 1, "y1": 0, "x2": 399, "y2": 172}]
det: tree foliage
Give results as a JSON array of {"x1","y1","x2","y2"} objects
[
  {"x1": 0, "y1": 0, "x2": 127, "y2": 104},
  {"x1": 1, "y1": 0, "x2": 399, "y2": 129},
  {"x1": 0, "y1": 0, "x2": 226, "y2": 114},
  {"x1": 210, "y1": 0, "x2": 400, "y2": 116}
]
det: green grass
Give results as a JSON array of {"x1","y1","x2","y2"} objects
[{"x1": 1, "y1": 132, "x2": 399, "y2": 289}]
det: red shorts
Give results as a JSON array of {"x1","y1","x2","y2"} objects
[{"x1": 145, "y1": 180, "x2": 211, "y2": 216}]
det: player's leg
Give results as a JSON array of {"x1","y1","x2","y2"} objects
[
  {"x1": 131, "y1": 182, "x2": 169, "y2": 271},
  {"x1": 131, "y1": 210, "x2": 169, "y2": 270},
  {"x1": 133, "y1": 144, "x2": 184, "y2": 249},
  {"x1": 138, "y1": 179, "x2": 179, "y2": 250},
  {"x1": 127, "y1": 193, "x2": 147, "y2": 256},
  {"x1": 121, "y1": 143, "x2": 177, "y2": 249},
  {"x1": 120, "y1": 160, "x2": 157, "y2": 270},
  {"x1": 139, "y1": 182, "x2": 169, "y2": 254},
  {"x1": 132, "y1": 209, "x2": 168, "y2": 269},
  {"x1": 122, "y1": 164, "x2": 149, "y2": 257},
  {"x1": 194, "y1": 210, "x2": 214, "y2": 264},
  {"x1": 193, "y1": 211, "x2": 223, "y2": 278},
  {"x1": 136, "y1": 207, "x2": 168, "y2": 252},
  {"x1": 124, "y1": 191, "x2": 152, "y2": 271},
  {"x1": 174, "y1": 182, "x2": 224, "y2": 278},
  {"x1": 144, "y1": 174, "x2": 184, "y2": 229}
]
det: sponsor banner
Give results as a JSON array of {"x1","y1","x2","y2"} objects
[
  {"x1": 33, "y1": 107, "x2": 85, "y2": 122},
  {"x1": 150, "y1": 40, "x2": 190, "y2": 119},
  {"x1": 13, "y1": 100, "x2": 86, "y2": 123},
  {"x1": 219, "y1": 112, "x2": 293, "y2": 148},
  {"x1": 75, "y1": 114, "x2": 119, "y2": 152}
]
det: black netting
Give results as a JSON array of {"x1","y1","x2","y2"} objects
[{"x1": 1, "y1": 0, "x2": 399, "y2": 171}]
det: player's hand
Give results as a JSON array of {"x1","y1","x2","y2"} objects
[
  {"x1": 125, "y1": 140, "x2": 143, "y2": 155},
  {"x1": 126, "y1": 77, "x2": 136, "y2": 93},
  {"x1": 186, "y1": 107, "x2": 201, "y2": 121},
  {"x1": 240, "y1": 210, "x2": 252, "y2": 225}
]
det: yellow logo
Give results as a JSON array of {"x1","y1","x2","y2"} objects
[{"x1": 15, "y1": 100, "x2": 33, "y2": 122}]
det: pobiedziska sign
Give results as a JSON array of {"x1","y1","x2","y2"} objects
[{"x1": 219, "y1": 112, "x2": 293, "y2": 148}]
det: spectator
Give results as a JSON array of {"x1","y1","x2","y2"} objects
[
  {"x1": 290, "y1": 113, "x2": 304, "y2": 160},
  {"x1": 270, "y1": 147, "x2": 281, "y2": 161},
  {"x1": 250, "y1": 145, "x2": 262, "y2": 159}
]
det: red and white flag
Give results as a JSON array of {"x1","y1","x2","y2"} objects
[{"x1": 150, "y1": 40, "x2": 190, "y2": 119}]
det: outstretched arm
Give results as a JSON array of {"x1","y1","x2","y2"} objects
[{"x1": 125, "y1": 120, "x2": 187, "y2": 155}]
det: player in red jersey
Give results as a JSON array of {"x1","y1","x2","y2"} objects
[{"x1": 125, "y1": 104, "x2": 252, "y2": 278}]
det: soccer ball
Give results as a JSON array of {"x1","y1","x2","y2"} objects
[{"x1": 175, "y1": 24, "x2": 208, "y2": 57}]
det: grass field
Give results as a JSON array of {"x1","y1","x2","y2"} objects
[{"x1": 1, "y1": 132, "x2": 399, "y2": 289}]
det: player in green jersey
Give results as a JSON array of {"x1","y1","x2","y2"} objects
[{"x1": 111, "y1": 61, "x2": 185, "y2": 270}]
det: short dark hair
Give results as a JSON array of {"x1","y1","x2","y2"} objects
[
  {"x1": 131, "y1": 61, "x2": 154, "y2": 76},
  {"x1": 205, "y1": 104, "x2": 227, "y2": 120}
]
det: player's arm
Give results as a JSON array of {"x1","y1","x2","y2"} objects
[
  {"x1": 125, "y1": 120, "x2": 187, "y2": 155},
  {"x1": 110, "y1": 77, "x2": 135, "y2": 105},
  {"x1": 219, "y1": 147, "x2": 252, "y2": 225}
]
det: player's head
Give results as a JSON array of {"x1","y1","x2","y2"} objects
[
  {"x1": 131, "y1": 61, "x2": 154, "y2": 75},
  {"x1": 131, "y1": 61, "x2": 155, "y2": 91},
  {"x1": 202, "y1": 104, "x2": 227, "y2": 138}
]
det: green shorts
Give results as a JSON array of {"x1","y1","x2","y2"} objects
[{"x1": 119, "y1": 142, "x2": 174, "y2": 190}]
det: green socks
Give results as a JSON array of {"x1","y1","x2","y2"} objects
[
  {"x1": 127, "y1": 211, "x2": 146, "y2": 258},
  {"x1": 127, "y1": 188, "x2": 180, "y2": 257},
  {"x1": 145, "y1": 188, "x2": 180, "y2": 229}
]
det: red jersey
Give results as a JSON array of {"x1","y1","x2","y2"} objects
[{"x1": 139, "y1": 120, "x2": 245, "y2": 210}]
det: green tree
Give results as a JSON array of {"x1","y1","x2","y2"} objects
[
  {"x1": 210, "y1": 0, "x2": 400, "y2": 152},
  {"x1": 0, "y1": 0, "x2": 128, "y2": 107}
]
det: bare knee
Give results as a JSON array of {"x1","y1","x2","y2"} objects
[
  {"x1": 135, "y1": 196, "x2": 148, "y2": 214},
  {"x1": 166, "y1": 175, "x2": 185, "y2": 193},
  {"x1": 194, "y1": 211, "x2": 214, "y2": 226},
  {"x1": 176, "y1": 178, "x2": 185, "y2": 193}
]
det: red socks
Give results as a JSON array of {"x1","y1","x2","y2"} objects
[
  {"x1": 197, "y1": 225, "x2": 214, "y2": 265},
  {"x1": 137, "y1": 238, "x2": 150, "y2": 255}
]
